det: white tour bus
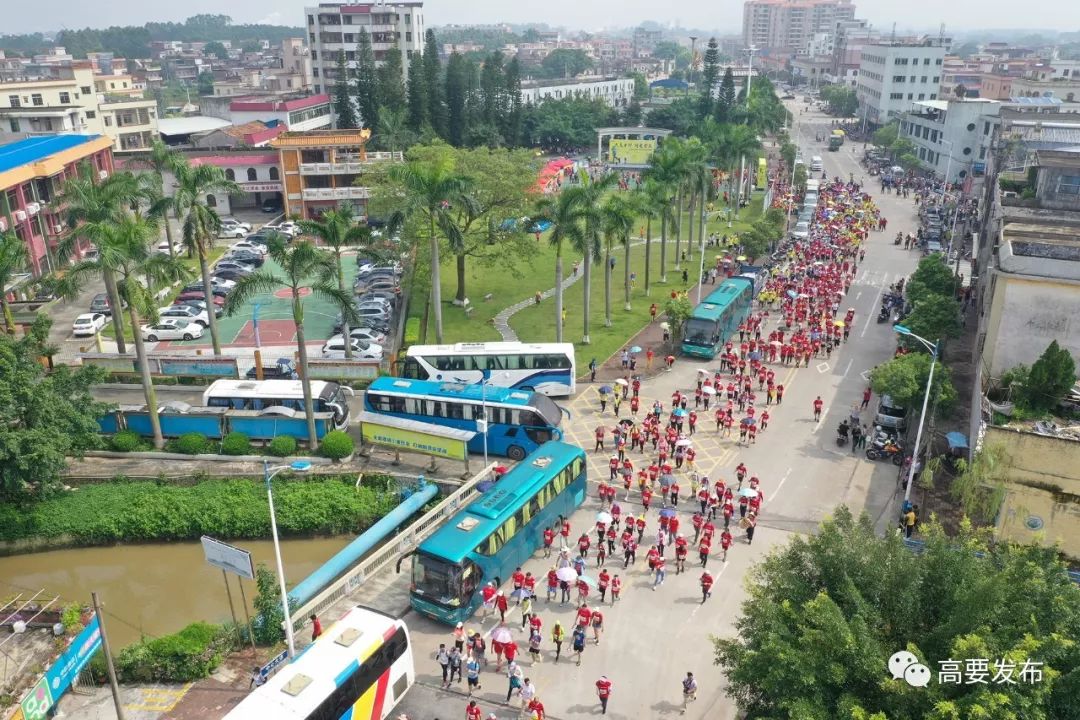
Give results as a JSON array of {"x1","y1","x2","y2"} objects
[
  {"x1": 202, "y1": 379, "x2": 353, "y2": 430},
  {"x1": 399, "y1": 342, "x2": 576, "y2": 397}
]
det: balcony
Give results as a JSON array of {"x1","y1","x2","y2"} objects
[
  {"x1": 301, "y1": 187, "x2": 371, "y2": 201},
  {"x1": 298, "y1": 153, "x2": 401, "y2": 175}
]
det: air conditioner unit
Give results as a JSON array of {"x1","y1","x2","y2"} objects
[
  {"x1": 14, "y1": 209, "x2": 27, "y2": 222},
  {"x1": 25, "y1": 202, "x2": 41, "y2": 215},
  {"x1": 98, "y1": 170, "x2": 108, "y2": 180}
]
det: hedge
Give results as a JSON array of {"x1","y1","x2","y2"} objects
[
  {"x1": 115, "y1": 622, "x2": 234, "y2": 683},
  {"x1": 319, "y1": 430, "x2": 354, "y2": 459},
  {"x1": 0, "y1": 475, "x2": 399, "y2": 545}
]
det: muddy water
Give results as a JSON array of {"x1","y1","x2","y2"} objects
[{"x1": 0, "y1": 536, "x2": 352, "y2": 648}]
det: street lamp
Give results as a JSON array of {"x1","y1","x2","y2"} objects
[
  {"x1": 265, "y1": 459, "x2": 312, "y2": 658},
  {"x1": 892, "y1": 325, "x2": 939, "y2": 503},
  {"x1": 453, "y1": 375, "x2": 505, "y2": 467},
  {"x1": 938, "y1": 139, "x2": 954, "y2": 204}
]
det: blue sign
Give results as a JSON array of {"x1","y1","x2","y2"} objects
[
  {"x1": 24, "y1": 616, "x2": 102, "y2": 718},
  {"x1": 158, "y1": 358, "x2": 238, "y2": 377},
  {"x1": 260, "y1": 649, "x2": 289, "y2": 681}
]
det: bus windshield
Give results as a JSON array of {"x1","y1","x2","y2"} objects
[
  {"x1": 684, "y1": 318, "x2": 719, "y2": 346},
  {"x1": 412, "y1": 553, "x2": 464, "y2": 607},
  {"x1": 530, "y1": 394, "x2": 564, "y2": 427}
]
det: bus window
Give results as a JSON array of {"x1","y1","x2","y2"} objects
[
  {"x1": 447, "y1": 402, "x2": 465, "y2": 420},
  {"x1": 460, "y1": 559, "x2": 481, "y2": 602},
  {"x1": 431, "y1": 402, "x2": 445, "y2": 418},
  {"x1": 405, "y1": 398, "x2": 424, "y2": 414},
  {"x1": 389, "y1": 396, "x2": 406, "y2": 413},
  {"x1": 434, "y1": 356, "x2": 451, "y2": 371},
  {"x1": 401, "y1": 357, "x2": 426, "y2": 379}
]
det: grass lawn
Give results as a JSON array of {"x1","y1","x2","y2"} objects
[{"x1": 409, "y1": 191, "x2": 767, "y2": 368}]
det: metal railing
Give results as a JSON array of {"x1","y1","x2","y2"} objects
[{"x1": 289, "y1": 463, "x2": 496, "y2": 628}]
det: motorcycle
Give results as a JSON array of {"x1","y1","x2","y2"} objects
[
  {"x1": 877, "y1": 307, "x2": 891, "y2": 323},
  {"x1": 866, "y1": 435, "x2": 905, "y2": 464},
  {"x1": 836, "y1": 428, "x2": 849, "y2": 447}
]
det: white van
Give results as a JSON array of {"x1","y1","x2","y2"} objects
[
  {"x1": 810, "y1": 156, "x2": 823, "y2": 172},
  {"x1": 805, "y1": 179, "x2": 820, "y2": 194}
]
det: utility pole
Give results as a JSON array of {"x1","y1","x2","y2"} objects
[{"x1": 91, "y1": 592, "x2": 126, "y2": 720}]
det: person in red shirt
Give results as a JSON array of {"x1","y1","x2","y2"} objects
[
  {"x1": 561, "y1": 517, "x2": 571, "y2": 542},
  {"x1": 466, "y1": 699, "x2": 482, "y2": 720},
  {"x1": 597, "y1": 569, "x2": 611, "y2": 603},
  {"x1": 674, "y1": 535, "x2": 688, "y2": 573},
  {"x1": 698, "y1": 538, "x2": 711, "y2": 567},
  {"x1": 813, "y1": 395, "x2": 824, "y2": 421},
  {"x1": 576, "y1": 603, "x2": 592, "y2": 629},
  {"x1": 668, "y1": 516, "x2": 680, "y2": 543},
  {"x1": 720, "y1": 528, "x2": 733, "y2": 561},
  {"x1": 760, "y1": 410, "x2": 770, "y2": 431},
  {"x1": 546, "y1": 568, "x2": 559, "y2": 602},
  {"x1": 669, "y1": 481, "x2": 680, "y2": 507},
  {"x1": 527, "y1": 697, "x2": 546, "y2": 720},
  {"x1": 749, "y1": 494, "x2": 762, "y2": 515},
  {"x1": 776, "y1": 384, "x2": 785, "y2": 405},
  {"x1": 608, "y1": 455, "x2": 619, "y2": 480},
  {"x1": 495, "y1": 590, "x2": 509, "y2": 622},
  {"x1": 735, "y1": 463, "x2": 747, "y2": 485},
  {"x1": 482, "y1": 581, "x2": 498, "y2": 618},
  {"x1": 691, "y1": 512, "x2": 704, "y2": 542},
  {"x1": 590, "y1": 608, "x2": 605, "y2": 644},
  {"x1": 594, "y1": 425, "x2": 605, "y2": 452},
  {"x1": 512, "y1": 567, "x2": 525, "y2": 594},
  {"x1": 702, "y1": 520, "x2": 716, "y2": 542},
  {"x1": 523, "y1": 572, "x2": 536, "y2": 597},
  {"x1": 722, "y1": 500, "x2": 735, "y2": 529},
  {"x1": 596, "y1": 676, "x2": 612, "y2": 714},
  {"x1": 543, "y1": 526, "x2": 555, "y2": 558},
  {"x1": 747, "y1": 423, "x2": 757, "y2": 444},
  {"x1": 578, "y1": 533, "x2": 591, "y2": 558},
  {"x1": 700, "y1": 571, "x2": 714, "y2": 603},
  {"x1": 610, "y1": 574, "x2": 622, "y2": 602}
]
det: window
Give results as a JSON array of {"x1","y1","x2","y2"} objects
[
  {"x1": 59, "y1": 91, "x2": 70, "y2": 104},
  {"x1": 85, "y1": 110, "x2": 96, "y2": 119},
  {"x1": 31, "y1": 93, "x2": 43, "y2": 106},
  {"x1": 104, "y1": 116, "x2": 112, "y2": 126},
  {"x1": 269, "y1": 167, "x2": 279, "y2": 180},
  {"x1": 81, "y1": 85, "x2": 91, "y2": 94},
  {"x1": 206, "y1": 194, "x2": 217, "y2": 208},
  {"x1": 932, "y1": 76, "x2": 939, "y2": 84},
  {"x1": 921, "y1": 76, "x2": 927, "y2": 83},
  {"x1": 311, "y1": 50, "x2": 318, "y2": 61},
  {"x1": 893, "y1": 75, "x2": 905, "y2": 82},
  {"x1": 935, "y1": 58, "x2": 942, "y2": 65},
  {"x1": 930, "y1": 93, "x2": 937, "y2": 100},
  {"x1": 1056, "y1": 175, "x2": 1080, "y2": 195},
  {"x1": 246, "y1": 168, "x2": 257, "y2": 181},
  {"x1": 313, "y1": 68, "x2": 320, "y2": 78},
  {"x1": 918, "y1": 93, "x2": 925, "y2": 100},
  {"x1": 7, "y1": 95, "x2": 19, "y2": 107},
  {"x1": 8, "y1": 119, "x2": 18, "y2": 132},
  {"x1": 890, "y1": 92, "x2": 904, "y2": 100},
  {"x1": 908, "y1": 93, "x2": 913, "y2": 100},
  {"x1": 225, "y1": 168, "x2": 235, "y2": 181}
]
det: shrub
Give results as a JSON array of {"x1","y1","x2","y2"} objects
[
  {"x1": 115, "y1": 622, "x2": 235, "y2": 683},
  {"x1": 319, "y1": 430, "x2": 354, "y2": 459},
  {"x1": 110, "y1": 431, "x2": 145, "y2": 452},
  {"x1": 267, "y1": 435, "x2": 298, "y2": 457},
  {"x1": 403, "y1": 316, "x2": 420, "y2": 346},
  {"x1": 220, "y1": 432, "x2": 252, "y2": 456},
  {"x1": 171, "y1": 433, "x2": 211, "y2": 455}
]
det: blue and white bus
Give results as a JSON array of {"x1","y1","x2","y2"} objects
[
  {"x1": 399, "y1": 342, "x2": 576, "y2": 397},
  {"x1": 363, "y1": 377, "x2": 564, "y2": 460},
  {"x1": 401, "y1": 441, "x2": 587, "y2": 625},
  {"x1": 203, "y1": 379, "x2": 354, "y2": 430},
  {"x1": 681, "y1": 276, "x2": 754, "y2": 359}
]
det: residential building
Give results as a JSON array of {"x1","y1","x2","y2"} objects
[
  {"x1": 200, "y1": 93, "x2": 332, "y2": 132},
  {"x1": 1008, "y1": 75, "x2": 1080, "y2": 102},
  {"x1": 158, "y1": 152, "x2": 283, "y2": 215},
  {"x1": 742, "y1": 0, "x2": 856, "y2": 56},
  {"x1": 270, "y1": 128, "x2": 401, "y2": 219},
  {"x1": 856, "y1": 38, "x2": 948, "y2": 126},
  {"x1": 188, "y1": 121, "x2": 287, "y2": 150},
  {"x1": 899, "y1": 98, "x2": 1001, "y2": 182},
  {"x1": 0, "y1": 134, "x2": 115, "y2": 276},
  {"x1": 305, "y1": 1, "x2": 424, "y2": 96},
  {"x1": 520, "y1": 77, "x2": 636, "y2": 108},
  {"x1": 278, "y1": 38, "x2": 313, "y2": 91}
]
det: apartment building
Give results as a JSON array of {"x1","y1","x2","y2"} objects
[
  {"x1": 856, "y1": 38, "x2": 948, "y2": 125},
  {"x1": 0, "y1": 134, "x2": 115, "y2": 276},
  {"x1": 520, "y1": 77, "x2": 636, "y2": 108},
  {"x1": 742, "y1": 0, "x2": 856, "y2": 55},
  {"x1": 270, "y1": 129, "x2": 402, "y2": 219},
  {"x1": 305, "y1": 1, "x2": 424, "y2": 96},
  {"x1": 900, "y1": 98, "x2": 1001, "y2": 182}
]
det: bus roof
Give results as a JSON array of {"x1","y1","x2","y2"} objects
[
  {"x1": 223, "y1": 605, "x2": 400, "y2": 720},
  {"x1": 203, "y1": 379, "x2": 333, "y2": 398},
  {"x1": 418, "y1": 441, "x2": 585, "y2": 564},
  {"x1": 367, "y1": 377, "x2": 538, "y2": 407},
  {"x1": 407, "y1": 342, "x2": 575, "y2": 355},
  {"x1": 689, "y1": 277, "x2": 753, "y2": 322}
]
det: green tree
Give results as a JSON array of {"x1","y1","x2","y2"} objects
[
  {"x1": 630, "y1": 71, "x2": 649, "y2": 100},
  {"x1": 196, "y1": 71, "x2": 214, "y2": 96},
  {"x1": 645, "y1": 96, "x2": 700, "y2": 136},
  {"x1": 1020, "y1": 340, "x2": 1077, "y2": 412},
  {"x1": 377, "y1": 41, "x2": 406, "y2": 114},
  {"x1": 570, "y1": 172, "x2": 619, "y2": 344},
  {"x1": 636, "y1": 180, "x2": 667, "y2": 294},
  {"x1": 0, "y1": 316, "x2": 109, "y2": 498},
  {"x1": 714, "y1": 506, "x2": 1080, "y2": 718},
  {"x1": 135, "y1": 140, "x2": 185, "y2": 261},
  {"x1": 521, "y1": 97, "x2": 617, "y2": 150},
  {"x1": 405, "y1": 60, "x2": 428, "y2": 134},
  {"x1": 664, "y1": 293, "x2": 693, "y2": 342},
  {"x1": 62, "y1": 215, "x2": 192, "y2": 449},
  {"x1": 422, "y1": 30, "x2": 446, "y2": 137},
  {"x1": 820, "y1": 83, "x2": 859, "y2": 116},
  {"x1": 333, "y1": 50, "x2": 360, "y2": 129},
  {"x1": 375, "y1": 106, "x2": 413, "y2": 155},
  {"x1": 479, "y1": 51, "x2": 507, "y2": 137},
  {"x1": 444, "y1": 51, "x2": 469, "y2": 146},
  {"x1": 907, "y1": 254, "x2": 958, "y2": 302},
  {"x1": 172, "y1": 160, "x2": 240, "y2": 355},
  {"x1": 354, "y1": 29, "x2": 380, "y2": 128},
  {"x1": 502, "y1": 58, "x2": 524, "y2": 146},
  {"x1": 622, "y1": 98, "x2": 643, "y2": 126},
  {"x1": 644, "y1": 139, "x2": 688, "y2": 282},
  {"x1": 251, "y1": 564, "x2": 294, "y2": 646},
  {"x1": 540, "y1": 48, "x2": 592, "y2": 78},
  {"x1": 698, "y1": 38, "x2": 721, "y2": 118},
  {"x1": 534, "y1": 190, "x2": 585, "y2": 343},
  {"x1": 224, "y1": 239, "x2": 357, "y2": 449},
  {"x1": 203, "y1": 41, "x2": 228, "y2": 59},
  {"x1": 903, "y1": 292, "x2": 962, "y2": 343},
  {"x1": 652, "y1": 41, "x2": 681, "y2": 61},
  {"x1": 715, "y1": 66, "x2": 737, "y2": 122},
  {"x1": 873, "y1": 119, "x2": 900, "y2": 149},
  {"x1": 793, "y1": 163, "x2": 808, "y2": 193},
  {"x1": 387, "y1": 159, "x2": 472, "y2": 343},
  {"x1": 0, "y1": 231, "x2": 27, "y2": 333},
  {"x1": 869, "y1": 350, "x2": 956, "y2": 415},
  {"x1": 600, "y1": 192, "x2": 637, "y2": 317}
]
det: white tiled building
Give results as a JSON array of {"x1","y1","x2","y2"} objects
[
  {"x1": 520, "y1": 77, "x2": 636, "y2": 108},
  {"x1": 857, "y1": 39, "x2": 948, "y2": 125},
  {"x1": 900, "y1": 98, "x2": 1001, "y2": 182}
]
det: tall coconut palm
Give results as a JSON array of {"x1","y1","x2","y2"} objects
[
  {"x1": 58, "y1": 170, "x2": 144, "y2": 353},
  {"x1": 635, "y1": 181, "x2": 663, "y2": 295},
  {"x1": 571, "y1": 172, "x2": 617, "y2": 344},
  {"x1": 61, "y1": 214, "x2": 192, "y2": 449},
  {"x1": 715, "y1": 125, "x2": 762, "y2": 221},
  {"x1": 0, "y1": 230, "x2": 27, "y2": 334},
  {"x1": 388, "y1": 161, "x2": 472, "y2": 344},
  {"x1": 298, "y1": 204, "x2": 373, "y2": 360},
  {"x1": 172, "y1": 160, "x2": 240, "y2": 356},
  {"x1": 600, "y1": 193, "x2": 637, "y2": 317},
  {"x1": 534, "y1": 189, "x2": 584, "y2": 344},
  {"x1": 136, "y1": 140, "x2": 185, "y2": 259},
  {"x1": 644, "y1": 140, "x2": 687, "y2": 283},
  {"x1": 680, "y1": 138, "x2": 710, "y2": 267},
  {"x1": 223, "y1": 239, "x2": 359, "y2": 449}
]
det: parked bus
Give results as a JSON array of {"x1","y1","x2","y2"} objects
[
  {"x1": 202, "y1": 379, "x2": 353, "y2": 430},
  {"x1": 399, "y1": 342, "x2": 576, "y2": 397},
  {"x1": 223, "y1": 605, "x2": 413, "y2": 720},
  {"x1": 680, "y1": 276, "x2": 754, "y2": 359},
  {"x1": 363, "y1": 377, "x2": 564, "y2": 460},
  {"x1": 402, "y1": 441, "x2": 587, "y2": 624}
]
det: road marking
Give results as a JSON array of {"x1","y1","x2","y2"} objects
[
  {"x1": 843, "y1": 358, "x2": 854, "y2": 377},
  {"x1": 774, "y1": 467, "x2": 793, "y2": 499},
  {"x1": 861, "y1": 282, "x2": 886, "y2": 338},
  {"x1": 855, "y1": 291, "x2": 862, "y2": 300},
  {"x1": 816, "y1": 362, "x2": 830, "y2": 374},
  {"x1": 860, "y1": 369, "x2": 871, "y2": 381},
  {"x1": 812, "y1": 407, "x2": 830, "y2": 433}
]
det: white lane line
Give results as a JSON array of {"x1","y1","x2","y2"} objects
[
  {"x1": 843, "y1": 358, "x2": 854, "y2": 377},
  {"x1": 688, "y1": 561, "x2": 730, "y2": 619},
  {"x1": 812, "y1": 407, "x2": 830, "y2": 433},
  {"x1": 855, "y1": 291, "x2": 863, "y2": 300},
  {"x1": 861, "y1": 282, "x2": 886, "y2": 338},
  {"x1": 774, "y1": 467, "x2": 793, "y2": 499}
]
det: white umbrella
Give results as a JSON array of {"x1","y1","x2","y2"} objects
[
  {"x1": 675, "y1": 438, "x2": 693, "y2": 447},
  {"x1": 556, "y1": 566, "x2": 579, "y2": 582},
  {"x1": 739, "y1": 487, "x2": 759, "y2": 498},
  {"x1": 660, "y1": 321, "x2": 670, "y2": 330},
  {"x1": 697, "y1": 368, "x2": 710, "y2": 375},
  {"x1": 614, "y1": 378, "x2": 629, "y2": 386},
  {"x1": 596, "y1": 511, "x2": 613, "y2": 524},
  {"x1": 490, "y1": 625, "x2": 514, "y2": 644},
  {"x1": 702, "y1": 386, "x2": 717, "y2": 395}
]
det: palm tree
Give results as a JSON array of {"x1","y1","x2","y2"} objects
[
  {"x1": 58, "y1": 170, "x2": 144, "y2": 353},
  {"x1": 378, "y1": 107, "x2": 413, "y2": 155},
  {"x1": 0, "y1": 231, "x2": 27, "y2": 334},
  {"x1": 388, "y1": 161, "x2": 472, "y2": 344},
  {"x1": 570, "y1": 172, "x2": 617, "y2": 344},
  {"x1": 680, "y1": 138, "x2": 710, "y2": 268},
  {"x1": 61, "y1": 214, "x2": 192, "y2": 449},
  {"x1": 600, "y1": 193, "x2": 637, "y2": 317},
  {"x1": 635, "y1": 181, "x2": 664, "y2": 295},
  {"x1": 298, "y1": 204, "x2": 372, "y2": 360},
  {"x1": 644, "y1": 140, "x2": 687, "y2": 282},
  {"x1": 223, "y1": 239, "x2": 359, "y2": 449},
  {"x1": 534, "y1": 189, "x2": 584, "y2": 344},
  {"x1": 136, "y1": 140, "x2": 185, "y2": 259},
  {"x1": 172, "y1": 160, "x2": 240, "y2": 356},
  {"x1": 712, "y1": 125, "x2": 761, "y2": 222}
]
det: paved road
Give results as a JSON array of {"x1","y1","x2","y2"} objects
[{"x1": 388, "y1": 104, "x2": 924, "y2": 720}]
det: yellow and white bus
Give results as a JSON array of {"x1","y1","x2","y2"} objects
[{"x1": 224, "y1": 606, "x2": 414, "y2": 720}]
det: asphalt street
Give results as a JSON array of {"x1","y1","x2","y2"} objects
[{"x1": 391, "y1": 103, "x2": 925, "y2": 720}]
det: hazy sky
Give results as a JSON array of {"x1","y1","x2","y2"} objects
[{"x1": 3, "y1": 0, "x2": 1072, "y2": 36}]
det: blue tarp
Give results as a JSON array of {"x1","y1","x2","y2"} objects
[{"x1": 0, "y1": 135, "x2": 102, "y2": 174}]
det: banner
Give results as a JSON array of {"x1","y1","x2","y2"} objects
[
  {"x1": 756, "y1": 158, "x2": 768, "y2": 189},
  {"x1": 361, "y1": 422, "x2": 468, "y2": 461},
  {"x1": 20, "y1": 616, "x2": 102, "y2": 720},
  {"x1": 608, "y1": 139, "x2": 657, "y2": 166}
]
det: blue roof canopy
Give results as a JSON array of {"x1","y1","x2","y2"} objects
[{"x1": 0, "y1": 134, "x2": 101, "y2": 175}]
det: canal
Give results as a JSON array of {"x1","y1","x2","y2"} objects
[{"x1": 0, "y1": 536, "x2": 352, "y2": 648}]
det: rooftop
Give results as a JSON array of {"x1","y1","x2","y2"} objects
[
  {"x1": 0, "y1": 134, "x2": 100, "y2": 174},
  {"x1": 999, "y1": 219, "x2": 1080, "y2": 281},
  {"x1": 157, "y1": 116, "x2": 232, "y2": 137}
]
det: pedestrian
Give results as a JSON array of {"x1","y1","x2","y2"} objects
[
  {"x1": 596, "y1": 675, "x2": 613, "y2": 715},
  {"x1": 590, "y1": 358, "x2": 598, "y2": 382},
  {"x1": 519, "y1": 677, "x2": 537, "y2": 713},
  {"x1": 904, "y1": 505, "x2": 917, "y2": 538},
  {"x1": 466, "y1": 653, "x2": 482, "y2": 695},
  {"x1": 611, "y1": 573, "x2": 622, "y2": 602},
  {"x1": 437, "y1": 643, "x2": 451, "y2": 688},
  {"x1": 470, "y1": 631, "x2": 487, "y2": 667},
  {"x1": 249, "y1": 665, "x2": 265, "y2": 689},
  {"x1": 520, "y1": 595, "x2": 534, "y2": 630},
  {"x1": 495, "y1": 590, "x2": 509, "y2": 622},
  {"x1": 449, "y1": 646, "x2": 463, "y2": 684},
  {"x1": 681, "y1": 672, "x2": 698, "y2": 714},
  {"x1": 572, "y1": 624, "x2": 587, "y2": 666},
  {"x1": 310, "y1": 614, "x2": 323, "y2": 642},
  {"x1": 700, "y1": 571, "x2": 713, "y2": 602},
  {"x1": 466, "y1": 700, "x2": 482, "y2": 720},
  {"x1": 506, "y1": 661, "x2": 523, "y2": 702},
  {"x1": 745, "y1": 513, "x2": 757, "y2": 545},
  {"x1": 851, "y1": 424, "x2": 863, "y2": 453},
  {"x1": 481, "y1": 581, "x2": 497, "y2": 619},
  {"x1": 813, "y1": 395, "x2": 823, "y2": 421},
  {"x1": 653, "y1": 556, "x2": 667, "y2": 589},
  {"x1": 551, "y1": 621, "x2": 565, "y2": 662}
]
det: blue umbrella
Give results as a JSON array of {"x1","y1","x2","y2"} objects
[
  {"x1": 630, "y1": 345, "x2": 643, "y2": 353},
  {"x1": 786, "y1": 289, "x2": 798, "y2": 299},
  {"x1": 599, "y1": 385, "x2": 613, "y2": 394},
  {"x1": 673, "y1": 408, "x2": 687, "y2": 417},
  {"x1": 659, "y1": 473, "x2": 675, "y2": 487},
  {"x1": 659, "y1": 507, "x2": 677, "y2": 518}
]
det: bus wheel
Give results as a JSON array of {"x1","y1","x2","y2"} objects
[{"x1": 507, "y1": 445, "x2": 526, "y2": 461}]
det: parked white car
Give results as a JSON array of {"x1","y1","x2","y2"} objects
[
  {"x1": 140, "y1": 318, "x2": 204, "y2": 342},
  {"x1": 158, "y1": 304, "x2": 210, "y2": 327},
  {"x1": 220, "y1": 217, "x2": 252, "y2": 232},
  {"x1": 156, "y1": 240, "x2": 185, "y2": 255},
  {"x1": 320, "y1": 337, "x2": 383, "y2": 360},
  {"x1": 218, "y1": 226, "x2": 248, "y2": 239},
  {"x1": 269, "y1": 221, "x2": 301, "y2": 237},
  {"x1": 342, "y1": 327, "x2": 387, "y2": 344},
  {"x1": 72, "y1": 312, "x2": 107, "y2": 337},
  {"x1": 229, "y1": 240, "x2": 268, "y2": 256}
]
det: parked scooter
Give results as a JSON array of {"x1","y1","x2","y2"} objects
[
  {"x1": 836, "y1": 420, "x2": 850, "y2": 447},
  {"x1": 877, "y1": 306, "x2": 891, "y2": 323},
  {"x1": 866, "y1": 430, "x2": 905, "y2": 464}
]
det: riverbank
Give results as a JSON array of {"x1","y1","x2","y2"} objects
[{"x1": 0, "y1": 475, "x2": 399, "y2": 555}]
